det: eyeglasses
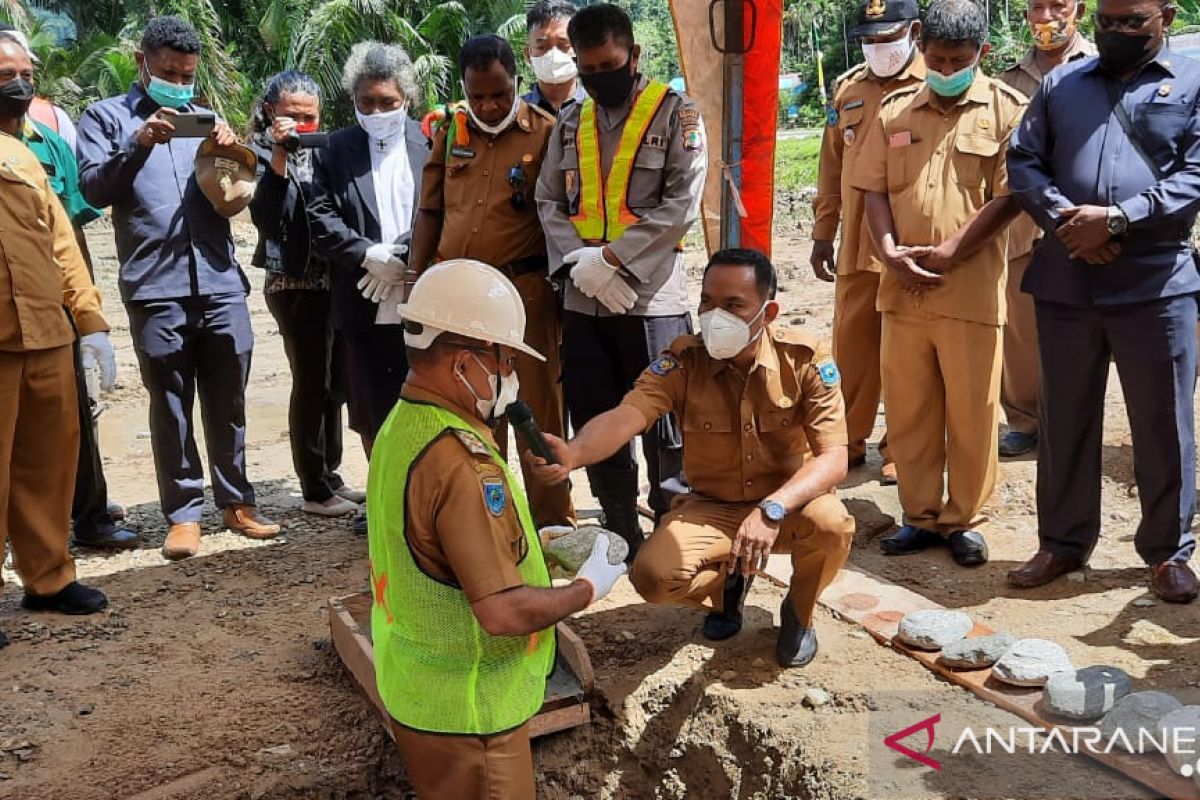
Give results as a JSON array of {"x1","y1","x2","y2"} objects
[
  {"x1": 1094, "y1": 9, "x2": 1165, "y2": 32},
  {"x1": 508, "y1": 164, "x2": 528, "y2": 211}
]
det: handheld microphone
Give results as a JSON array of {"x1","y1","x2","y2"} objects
[{"x1": 506, "y1": 400, "x2": 559, "y2": 465}]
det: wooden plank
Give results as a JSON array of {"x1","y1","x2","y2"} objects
[
  {"x1": 819, "y1": 567, "x2": 1200, "y2": 800},
  {"x1": 328, "y1": 593, "x2": 592, "y2": 741}
]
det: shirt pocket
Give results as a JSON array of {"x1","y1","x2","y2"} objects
[
  {"x1": 953, "y1": 133, "x2": 1001, "y2": 189},
  {"x1": 443, "y1": 157, "x2": 474, "y2": 213},
  {"x1": 1134, "y1": 103, "x2": 1189, "y2": 173},
  {"x1": 757, "y1": 408, "x2": 807, "y2": 467},
  {"x1": 885, "y1": 142, "x2": 914, "y2": 191},
  {"x1": 0, "y1": 161, "x2": 49, "y2": 229},
  {"x1": 627, "y1": 146, "x2": 667, "y2": 215}
]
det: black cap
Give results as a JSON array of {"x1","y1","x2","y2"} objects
[{"x1": 851, "y1": 0, "x2": 919, "y2": 37}]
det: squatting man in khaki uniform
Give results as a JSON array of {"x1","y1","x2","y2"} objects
[
  {"x1": 534, "y1": 249, "x2": 854, "y2": 667},
  {"x1": 368, "y1": 259, "x2": 626, "y2": 799}
]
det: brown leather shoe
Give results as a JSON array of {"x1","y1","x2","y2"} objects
[
  {"x1": 880, "y1": 462, "x2": 898, "y2": 486},
  {"x1": 162, "y1": 522, "x2": 202, "y2": 560},
  {"x1": 1151, "y1": 560, "x2": 1199, "y2": 604},
  {"x1": 1007, "y1": 550, "x2": 1084, "y2": 588},
  {"x1": 223, "y1": 505, "x2": 281, "y2": 539}
]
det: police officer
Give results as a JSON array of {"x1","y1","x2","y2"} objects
[
  {"x1": 370, "y1": 259, "x2": 624, "y2": 798},
  {"x1": 536, "y1": 2, "x2": 707, "y2": 558},
  {"x1": 995, "y1": 0, "x2": 1095, "y2": 458},
  {"x1": 1007, "y1": 0, "x2": 1200, "y2": 602},
  {"x1": 533, "y1": 250, "x2": 854, "y2": 667},
  {"x1": 811, "y1": 0, "x2": 924, "y2": 486},
  {"x1": 853, "y1": 0, "x2": 1026, "y2": 567},
  {"x1": 409, "y1": 35, "x2": 573, "y2": 529}
]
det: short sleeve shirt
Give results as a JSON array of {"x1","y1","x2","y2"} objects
[
  {"x1": 401, "y1": 385, "x2": 527, "y2": 603},
  {"x1": 621, "y1": 327, "x2": 847, "y2": 502}
]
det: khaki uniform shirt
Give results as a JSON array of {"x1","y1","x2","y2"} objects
[
  {"x1": 998, "y1": 37, "x2": 1096, "y2": 261},
  {"x1": 536, "y1": 76, "x2": 707, "y2": 317},
  {"x1": 812, "y1": 56, "x2": 927, "y2": 275},
  {"x1": 621, "y1": 327, "x2": 847, "y2": 503},
  {"x1": 400, "y1": 385, "x2": 528, "y2": 603},
  {"x1": 421, "y1": 101, "x2": 556, "y2": 269},
  {"x1": 851, "y1": 76, "x2": 1026, "y2": 326},
  {"x1": 0, "y1": 132, "x2": 106, "y2": 352}
]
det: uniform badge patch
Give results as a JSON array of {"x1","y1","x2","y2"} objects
[
  {"x1": 684, "y1": 129, "x2": 704, "y2": 152},
  {"x1": 451, "y1": 146, "x2": 475, "y2": 159},
  {"x1": 826, "y1": 107, "x2": 838, "y2": 126},
  {"x1": 454, "y1": 429, "x2": 491, "y2": 457},
  {"x1": 843, "y1": 128, "x2": 856, "y2": 145},
  {"x1": 482, "y1": 477, "x2": 507, "y2": 516},
  {"x1": 818, "y1": 360, "x2": 841, "y2": 387},
  {"x1": 650, "y1": 355, "x2": 679, "y2": 376}
]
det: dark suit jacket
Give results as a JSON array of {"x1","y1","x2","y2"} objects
[
  {"x1": 307, "y1": 118, "x2": 429, "y2": 331},
  {"x1": 248, "y1": 140, "x2": 313, "y2": 278}
]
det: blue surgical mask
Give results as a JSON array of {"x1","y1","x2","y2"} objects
[
  {"x1": 926, "y1": 59, "x2": 978, "y2": 97},
  {"x1": 144, "y1": 70, "x2": 195, "y2": 109}
]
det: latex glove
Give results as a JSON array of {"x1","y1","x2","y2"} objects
[
  {"x1": 565, "y1": 246, "x2": 617, "y2": 298},
  {"x1": 594, "y1": 275, "x2": 637, "y2": 314},
  {"x1": 357, "y1": 273, "x2": 395, "y2": 304},
  {"x1": 575, "y1": 533, "x2": 627, "y2": 604},
  {"x1": 80, "y1": 332, "x2": 116, "y2": 391},
  {"x1": 364, "y1": 245, "x2": 407, "y2": 284}
]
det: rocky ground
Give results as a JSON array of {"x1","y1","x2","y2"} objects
[{"x1": 0, "y1": 216, "x2": 1196, "y2": 799}]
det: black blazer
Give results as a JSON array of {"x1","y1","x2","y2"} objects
[
  {"x1": 248, "y1": 140, "x2": 313, "y2": 278},
  {"x1": 307, "y1": 118, "x2": 429, "y2": 332}
]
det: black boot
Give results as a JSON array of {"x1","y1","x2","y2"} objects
[
  {"x1": 703, "y1": 567, "x2": 753, "y2": 641},
  {"x1": 589, "y1": 465, "x2": 643, "y2": 565},
  {"x1": 776, "y1": 598, "x2": 819, "y2": 667}
]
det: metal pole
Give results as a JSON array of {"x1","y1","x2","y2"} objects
[{"x1": 720, "y1": 0, "x2": 745, "y2": 249}]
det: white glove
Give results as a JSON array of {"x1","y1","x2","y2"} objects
[
  {"x1": 565, "y1": 246, "x2": 618, "y2": 298},
  {"x1": 594, "y1": 275, "x2": 638, "y2": 314},
  {"x1": 80, "y1": 332, "x2": 116, "y2": 392},
  {"x1": 357, "y1": 273, "x2": 394, "y2": 304},
  {"x1": 575, "y1": 533, "x2": 627, "y2": 604}
]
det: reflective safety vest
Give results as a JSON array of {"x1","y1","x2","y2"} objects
[
  {"x1": 571, "y1": 80, "x2": 671, "y2": 243},
  {"x1": 366, "y1": 400, "x2": 556, "y2": 735}
]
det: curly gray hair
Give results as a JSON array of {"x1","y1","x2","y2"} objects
[{"x1": 341, "y1": 41, "x2": 419, "y2": 100}]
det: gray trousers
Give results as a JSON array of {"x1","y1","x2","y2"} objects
[
  {"x1": 127, "y1": 295, "x2": 255, "y2": 524},
  {"x1": 1035, "y1": 294, "x2": 1197, "y2": 566}
]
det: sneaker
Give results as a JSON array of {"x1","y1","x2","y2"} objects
[{"x1": 302, "y1": 496, "x2": 359, "y2": 517}]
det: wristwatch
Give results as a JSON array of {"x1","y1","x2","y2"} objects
[
  {"x1": 758, "y1": 499, "x2": 787, "y2": 525},
  {"x1": 1106, "y1": 205, "x2": 1129, "y2": 238}
]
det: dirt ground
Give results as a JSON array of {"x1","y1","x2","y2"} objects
[{"x1": 0, "y1": 215, "x2": 1196, "y2": 800}]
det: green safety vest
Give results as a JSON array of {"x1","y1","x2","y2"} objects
[
  {"x1": 366, "y1": 400, "x2": 556, "y2": 735},
  {"x1": 571, "y1": 80, "x2": 671, "y2": 244}
]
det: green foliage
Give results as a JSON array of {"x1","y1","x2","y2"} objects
[{"x1": 774, "y1": 134, "x2": 822, "y2": 193}]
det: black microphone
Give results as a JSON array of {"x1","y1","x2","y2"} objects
[{"x1": 506, "y1": 400, "x2": 559, "y2": 465}]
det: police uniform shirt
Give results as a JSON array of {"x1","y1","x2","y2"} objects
[
  {"x1": 536, "y1": 76, "x2": 708, "y2": 317},
  {"x1": 998, "y1": 36, "x2": 1095, "y2": 262},
  {"x1": 619, "y1": 327, "x2": 847, "y2": 503},
  {"x1": 399, "y1": 385, "x2": 528, "y2": 603},
  {"x1": 421, "y1": 101, "x2": 555, "y2": 269},
  {"x1": 0, "y1": 132, "x2": 106, "y2": 352},
  {"x1": 812, "y1": 55, "x2": 926, "y2": 275},
  {"x1": 851, "y1": 76, "x2": 1026, "y2": 326}
]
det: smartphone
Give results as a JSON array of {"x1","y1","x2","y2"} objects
[{"x1": 170, "y1": 112, "x2": 217, "y2": 138}]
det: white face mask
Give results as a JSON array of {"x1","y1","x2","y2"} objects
[
  {"x1": 463, "y1": 79, "x2": 521, "y2": 136},
  {"x1": 356, "y1": 105, "x2": 408, "y2": 141},
  {"x1": 861, "y1": 31, "x2": 915, "y2": 79},
  {"x1": 530, "y1": 48, "x2": 578, "y2": 85},
  {"x1": 458, "y1": 354, "x2": 520, "y2": 422},
  {"x1": 699, "y1": 303, "x2": 767, "y2": 361}
]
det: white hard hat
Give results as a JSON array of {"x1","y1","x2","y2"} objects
[{"x1": 399, "y1": 259, "x2": 545, "y2": 362}]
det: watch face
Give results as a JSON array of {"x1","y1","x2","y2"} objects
[{"x1": 762, "y1": 501, "x2": 785, "y2": 522}]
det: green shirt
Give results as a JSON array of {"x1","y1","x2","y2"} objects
[{"x1": 20, "y1": 119, "x2": 101, "y2": 227}]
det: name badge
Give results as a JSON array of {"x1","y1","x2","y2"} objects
[
  {"x1": 888, "y1": 130, "x2": 912, "y2": 148},
  {"x1": 451, "y1": 146, "x2": 475, "y2": 159}
]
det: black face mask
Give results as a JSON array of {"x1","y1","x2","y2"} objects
[
  {"x1": 1096, "y1": 30, "x2": 1154, "y2": 73},
  {"x1": 580, "y1": 56, "x2": 637, "y2": 109},
  {"x1": 0, "y1": 78, "x2": 34, "y2": 120}
]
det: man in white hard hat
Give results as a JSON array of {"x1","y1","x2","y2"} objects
[{"x1": 367, "y1": 258, "x2": 626, "y2": 799}]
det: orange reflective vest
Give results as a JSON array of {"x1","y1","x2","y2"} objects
[{"x1": 571, "y1": 81, "x2": 671, "y2": 244}]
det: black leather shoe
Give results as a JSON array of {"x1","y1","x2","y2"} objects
[
  {"x1": 74, "y1": 526, "x2": 141, "y2": 550},
  {"x1": 880, "y1": 525, "x2": 942, "y2": 555},
  {"x1": 998, "y1": 430, "x2": 1038, "y2": 458},
  {"x1": 22, "y1": 582, "x2": 108, "y2": 615},
  {"x1": 703, "y1": 570, "x2": 754, "y2": 641},
  {"x1": 948, "y1": 530, "x2": 989, "y2": 566},
  {"x1": 776, "y1": 600, "x2": 819, "y2": 667},
  {"x1": 352, "y1": 510, "x2": 368, "y2": 536}
]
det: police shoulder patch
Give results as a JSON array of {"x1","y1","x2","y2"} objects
[
  {"x1": 453, "y1": 429, "x2": 491, "y2": 457},
  {"x1": 482, "y1": 477, "x2": 507, "y2": 516},
  {"x1": 817, "y1": 359, "x2": 841, "y2": 387},
  {"x1": 825, "y1": 107, "x2": 838, "y2": 126},
  {"x1": 649, "y1": 355, "x2": 680, "y2": 376}
]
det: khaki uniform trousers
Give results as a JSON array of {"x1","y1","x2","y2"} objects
[
  {"x1": 1001, "y1": 254, "x2": 1039, "y2": 435},
  {"x1": 629, "y1": 492, "x2": 855, "y2": 627},
  {"x1": 0, "y1": 346, "x2": 79, "y2": 596},
  {"x1": 495, "y1": 271, "x2": 575, "y2": 528},
  {"x1": 833, "y1": 270, "x2": 890, "y2": 463},
  {"x1": 881, "y1": 309, "x2": 1002, "y2": 535},
  {"x1": 390, "y1": 718, "x2": 535, "y2": 800}
]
